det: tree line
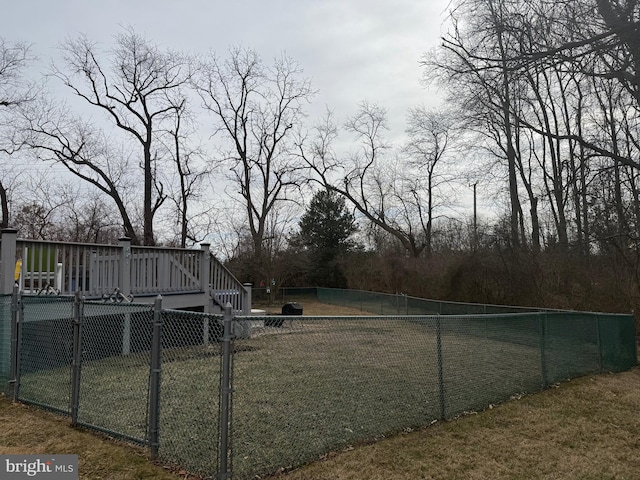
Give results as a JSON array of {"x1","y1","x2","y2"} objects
[{"x1": 2, "y1": 1, "x2": 640, "y2": 313}]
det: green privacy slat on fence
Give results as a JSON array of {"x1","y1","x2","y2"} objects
[
  {"x1": 317, "y1": 287, "x2": 549, "y2": 315},
  {"x1": 0, "y1": 295, "x2": 12, "y2": 390},
  {"x1": 316, "y1": 287, "x2": 637, "y2": 375},
  {"x1": 597, "y1": 314, "x2": 638, "y2": 372},
  {"x1": 541, "y1": 312, "x2": 602, "y2": 385}
]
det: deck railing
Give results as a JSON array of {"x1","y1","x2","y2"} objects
[
  {"x1": 129, "y1": 246, "x2": 202, "y2": 295},
  {"x1": 0, "y1": 229, "x2": 250, "y2": 313}
]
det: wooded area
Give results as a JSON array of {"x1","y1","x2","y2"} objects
[{"x1": 1, "y1": 0, "x2": 640, "y2": 315}]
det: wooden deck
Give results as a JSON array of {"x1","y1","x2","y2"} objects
[{"x1": 0, "y1": 229, "x2": 251, "y2": 313}]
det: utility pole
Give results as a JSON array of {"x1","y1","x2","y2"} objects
[{"x1": 471, "y1": 183, "x2": 478, "y2": 251}]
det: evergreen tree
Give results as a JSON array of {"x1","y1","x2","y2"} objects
[{"x1": 298, "y1": 189, "x2": 358, "y2": 287}]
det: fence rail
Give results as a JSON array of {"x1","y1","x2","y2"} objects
[
  {"x1": 1, "y1": 290, "x2": 636, "y2": 479},
  {"x1": 316, "y1": 286, "x2": 556, "y2": 315}
]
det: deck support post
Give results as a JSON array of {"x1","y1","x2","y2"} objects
[
  {"x1": 201, "y1": 243, "x2": 211, "y2": 313},
  {"x1": 118, "y1": 237, "x2": 132, "y2": 297},
  {"x1": 242, "y1": 283, "x2": 252, "y2": 315},
  {"x1": 1, "y1": 229, "x2": 18, "y2": 295}
]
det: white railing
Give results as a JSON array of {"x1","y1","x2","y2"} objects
[
  {"x1": 130, "y1": 246, "x2": 201, "y2": 295},
  {"x1": 210, "y1": 254, "x2": 246, "y2": 313},
  {"x1": 0, "y1": 229, "x2": 250, "y2": 313},
  {"x1": 16, "y1": 240, "x2": 122, "y2": 296}
]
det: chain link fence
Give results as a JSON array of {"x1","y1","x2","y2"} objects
[
  {"x1": 317, "y1": 286, "x2": 553, "y2": 315},
  {"x1": 229, "y1": 310, "x2": 636, "y2": 479},
  {"x1": 230, "y1": 316, "x2": 442, "y2": 478},
  {"x1": 17, "y1": 295, "x2": 75, "y2": 414},
  {"x1": 1, "y1": 290, "x2": 637, "y2": 480},
  {"x1": 4, "y1": 293, "x2": 224, "y2": 478},
  {"x1": 158, "y1": 309, "x2": 222, "y2": 475},
  {"x1": 75, "y1": 300, "x2": 156, "y2": 443}
]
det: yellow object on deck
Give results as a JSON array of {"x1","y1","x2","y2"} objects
[{"x1": 14, "y1": 259, "x2": 22, "y2": 281}]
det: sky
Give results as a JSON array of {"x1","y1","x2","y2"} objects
[{"x1": 2, "y1": 0, "x2": 450, "y2": 138}]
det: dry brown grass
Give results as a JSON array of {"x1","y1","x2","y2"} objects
[{"x1": 0, "y1": 395, "x2": 185, "y2": 480}]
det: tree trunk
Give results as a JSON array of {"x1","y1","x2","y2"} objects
[{"x1": 0, "y1": 181, "x2": 8, "y2": 229}]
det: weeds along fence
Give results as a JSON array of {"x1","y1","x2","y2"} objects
[{"x1": 0, "y1": 290, "x2": 637, "y2": 480}]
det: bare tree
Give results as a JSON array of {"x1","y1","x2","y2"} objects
[
  {"x1": 62, "y1": 189, "x2": 122, "y2": 243},
  {"x1": 423, "y1": 0, "x2": 617, "y2": 252},
  {"x1": 0, "y1": 38, "x2": 35, "y2": 228},
  {"x1": 424, "y1": 0, "x2": 528, "y2": 249},
  {"x1": 11, "y1": 173, "x2": 73, "y2": 239},
  {"x1": 51, "y1": 28, "x2": 194, "y2": 245},
  {"x1": 159, "y1": 98, "x2": 213, "y2": 247},
  {"x1": 403, "y1": 106, "x2": 456, "y2": 256},
  {"x1": 300, "y1": 103, "x2": 456, "y2": 258},
  {"x1": 196, "y1": 46, "x2": 314, "y2": 277},
  {"x1": 593, "y1": 0, "x2": 640, "y2": 106},
  {"x1": 19, "y1": 97, "x2": 143, "y2": 242},
  {"x1": 0, "y1": 38, "x2": 34, "y2": 114}
]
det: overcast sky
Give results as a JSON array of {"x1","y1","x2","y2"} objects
[{"x1": 2, "y1": 0, "x2": 450, "y2": 138}]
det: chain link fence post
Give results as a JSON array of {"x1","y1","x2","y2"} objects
[
  {"x1": 539, "y1": 313, "x2": 548, "y2": 388},
  {"x1": 218, "y1": 302, "x2": 234, "y2": 480},
  {"x1": 436, "y1": 316, "x2": 446, "y2": 420},
  {"x1": 149, "y1": 295, "x2": 163, "y2": 459},
  {"x1": 596, "y1": 316, "x2": 603, "y2": 373},
  {"x1": 71, "y1": 292, "x2": 85, "y2": 426},
  {"x1": 9, "y1": 285, "x2": 21, "y2": 401}
]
